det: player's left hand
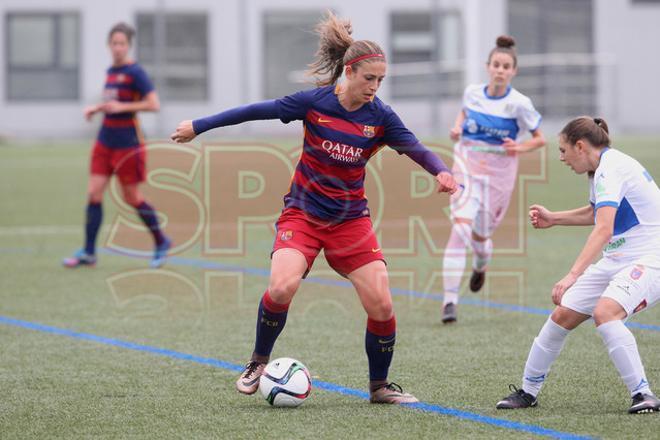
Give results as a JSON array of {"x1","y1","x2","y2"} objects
[
  {"x1": 551, "y1": 272, "x2": 578, "y2": 305},
  {"x1": 502, "y1": 137, "x2": 524, "y2": 155},
  {"x1": 436, "y1": 171, "x2": 459, "y2": 195},
  {"x1": 171, "y1": 120, "x2": 197, "y2": 143},
  {"x1": 100, "y1": 100, "x2": 124, "y2": 114}
]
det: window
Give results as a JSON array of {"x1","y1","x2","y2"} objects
[
  {"x1": 509, "y1": 0, "x2": 595, "y2": 116},
  {"x1": 263, "y1": 10, "x2": 323, "y2": 99},
  {"x1": 136, "y1": 13, "x2": 208, "y2": 101},
  {"x1": 389, "y1": 10, "x2": 463, "y2": 100},
  {"x1": 6, "y1": 12, "x2": 80, "y2": 100}
]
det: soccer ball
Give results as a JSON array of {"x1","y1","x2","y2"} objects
[{"x1": 259, "y1": 357, "x2": 312, "y2": 407}]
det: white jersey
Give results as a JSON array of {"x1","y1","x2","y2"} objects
[
  {"x1": 460, "y1": 84, "x2": 541, "y2": 154},
  {"x1": 589, "y1": 148, "x2": 660, "y2": 259}
]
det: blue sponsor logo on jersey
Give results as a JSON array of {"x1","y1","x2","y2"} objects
[{"x1": 462, "y1": 109, "x2": 518, "y2": 144}]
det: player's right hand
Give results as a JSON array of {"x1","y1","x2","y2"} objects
[
  {"x1": 171, "y1": 120, "x2": 196, "y2": 143},
  {"x1": 84, "y1": 105, "x2": 98, "y2": 121},
  {"x1": 529, "y1": 204, "x2": 553, "y2": 229},
  {"x1": 552, "y1": 272, "x2": 577, "y2": 305},
  {"x1": 449, "y1": 126, "x2": 462, "y2": 141}
]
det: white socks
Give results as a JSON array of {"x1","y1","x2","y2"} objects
[
  {"x1": 442, "y1": 224, "x2": 470, "y2": 306},
  {"x1": 520, "y1": 318, "x2": 652, "y2": 399},
  {"x1": 522, "y1": 318, "x2": 570, "y2": 397},
  {"x1": 597, "y1": 320, "x2": 652, "y2": 396},
  {"x1": 472, "y1": 237, "x2": 492, "y2": 272}
]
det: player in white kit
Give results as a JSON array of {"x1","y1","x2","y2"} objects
[
  {"x1": 441, "y1": 35, "x2": 546, "y2": 323},
  {"x1": 496, "y1": 116, "x2": 660, "y2": 414}
]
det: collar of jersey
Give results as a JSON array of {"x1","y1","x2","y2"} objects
[{"x1": 483, "y1": 84, "x2": 512, "y2": 100}]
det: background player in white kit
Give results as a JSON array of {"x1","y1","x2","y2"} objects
[
  {"x1": 496, "y1": 116, "x2": 660, "y2": 414},
  {"x1": 441, "y1": 35, "x2": 546, "y2": 323}
]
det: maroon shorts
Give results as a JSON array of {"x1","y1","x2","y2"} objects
[
  {"x1": 90, "y1": 141, "x2": 146, "y2": 185},
  {"x1": 273, "y1": 207, "x2": 385, "y2": 277}
]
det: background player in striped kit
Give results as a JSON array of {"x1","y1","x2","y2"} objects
[
  {"x1": 497, "y1": 117, "x2": 660, "y2": 414},
  {"x1": 171, "y1": 11, "x2": 458, "y2": 404},
  {"x1": 63, "y1": 22, "x2": 170, "y2": 269},
  {"x1": 441, "y1": 35, "x2": 546, "y2": 323}
]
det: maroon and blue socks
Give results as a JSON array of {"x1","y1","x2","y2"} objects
[
  {"x1": 250, "y1": 291, "x2": 396, "y2": 387},
  {"x1": 366, "y1": 316, "x2": 396, "y2": 389},
  {"x1": 253, "y1": 290, "x2": 290, "y2": 361},
  {"x1": 84, "y1": 202, "x2": 103, "y2": 255},
  {"x1": 136, "y1": 201, "x2": 166, "y2": 246},
  {"x1": 84, "y1": 200, "x2": 165, "y2": 255}
]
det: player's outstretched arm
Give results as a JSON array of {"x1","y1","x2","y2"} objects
[
  {"x1": 395, "y1": 142, "x2": 457, "y2": 194},
  {"x1": 171, "y1": 100, "x2": 281, "y2": 143},
  {"x1": 530, "y1": 204, "x2": 594, "y2": 228}
]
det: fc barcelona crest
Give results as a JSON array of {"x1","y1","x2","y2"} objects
[
  {"x1": 280, "y1": 230, "x2": 293, "y2": 241},
  {"x1": 363, "y1": 125, "x2": 376, "y2": 138}
]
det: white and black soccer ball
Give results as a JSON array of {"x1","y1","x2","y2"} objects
[{"x1": 258, "y1": 357, "x2": 312, "y2": 407}]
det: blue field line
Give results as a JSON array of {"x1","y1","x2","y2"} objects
[
  {"x1": 0, "y1": 314, "x2": 596, "y2": 440},
  {"x1": 103, "y1": 250, "x2": 660, "y2": 333},
  {"x1": 313, "y1": 380, "x2": 595, "y2": 440}
]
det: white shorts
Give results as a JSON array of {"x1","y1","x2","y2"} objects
[
  {"x1": 449, "y1": 145, "x2": 518, "y2": 237},
  {"x1": 561, "y1": 255, "x2": 660, "y2": 318}
]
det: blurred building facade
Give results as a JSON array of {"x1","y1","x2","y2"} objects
[{"x1": 1, "y1": 0, "x2": 659, "y2": 140}]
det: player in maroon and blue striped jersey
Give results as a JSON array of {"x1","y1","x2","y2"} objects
[
  {"x1": 172, "y1": 12, "x2": 458, "y2": 404},
  {"x1": 63, "y1": 22, "x2": 171, "y2": 269}
]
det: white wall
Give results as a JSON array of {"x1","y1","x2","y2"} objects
[
  {"x1": 1, "y1": 0, "x2": 658, "y2": 141},
  {"x1": 595, "y1": 0, "x2": 660, "y2": 133}
]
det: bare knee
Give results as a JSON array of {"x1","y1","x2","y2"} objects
[
  {"x1": 593, "y1": 298, "x2": 627, "y2": 326},
  {"x1": 550, "y1": 306, "x2": 589, "y2": 331},
  {"x1": 367, "y1": 287, "x2": 393, "y2": 320},
  {"x1": 121, "y1": 185, "x2": 144, "y2": 208},
  {"x1": 87, "y1": 176, "x2": 109, "y2": 203},
  {"x1": 87, "y1": 187, "x2": 105, "y2": 203},
  {"x1": 88, "y1": 193, "x2": 104, "y2": 204},
  {"x1": 367, "y1": 294, "x2": 393, "y2": 321},
  {"x1": 268, "y1": 276, "x2": 300, "y2": 304},
  {"x1": 123, "y1": 193, "x2": 143, "y2": 208}
]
